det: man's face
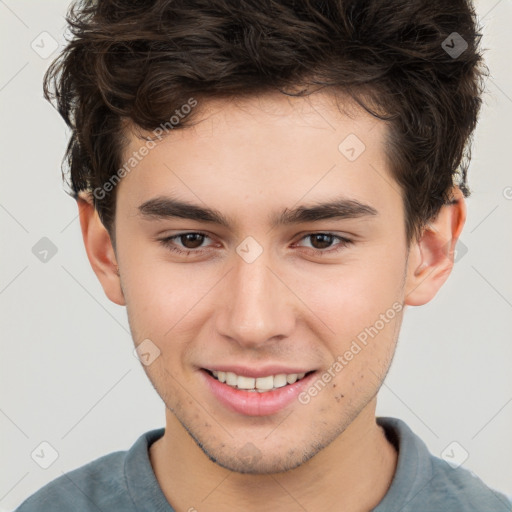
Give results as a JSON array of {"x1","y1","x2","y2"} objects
[{"x1": 114, "y1": 91, "x2": 409, "y2": 473}]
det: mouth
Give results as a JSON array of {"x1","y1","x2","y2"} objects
[
  {"x1": 203, "y1": 368, "x2": 315, "y2": 392},
  {"x1": 200, "y1": 367, "x2": 317, "y2": 416}
]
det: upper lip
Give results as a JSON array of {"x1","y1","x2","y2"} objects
[{"x1": 202, "y1": 365, "x2": 315, "y2": 378}]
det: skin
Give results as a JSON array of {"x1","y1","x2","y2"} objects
[{"x1": 78, "y1": 91, "x2": 466, "y2": 512}]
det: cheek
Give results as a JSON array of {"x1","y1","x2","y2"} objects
[
  {"x1": 299, "y1": 245, "x2": 405, "y2": 366},
  {"x1": 121, "y1": 257, "x2": 219, "y2": 348},
  {"x1": 307, "y1": 254, "x2": 404, "y2": 328},
  {"x1": 120, "y1": 231, "x2": 406, "y2": 339}
]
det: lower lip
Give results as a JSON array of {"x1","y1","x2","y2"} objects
[{"x1": 200, "y1": 369, "x2": 316, "y2": 416}]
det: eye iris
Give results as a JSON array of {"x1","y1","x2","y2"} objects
[
  {"x1": 310, "y1": 234, "x2": 333, "y2": 249},
  {"x1": 181, "y1": 233, "x2": 204, "y2": 249},
  {"x1": 172, "y1": 233, "x2": 341, "y2": 252}
]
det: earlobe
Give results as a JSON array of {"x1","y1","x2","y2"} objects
[
  {"x1": 404, "y1": 187, "x2": 466, "y2": 306},
  {"x1": 77, "y1": 194, "x2": 126, "y2": 306}
]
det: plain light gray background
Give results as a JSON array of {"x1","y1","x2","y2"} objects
[{"x1": 1, "y1": 1, "x2": 511, "y2": 510}]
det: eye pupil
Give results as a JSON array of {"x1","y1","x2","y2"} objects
[
  {"x1": 311, "y1": 234, "x2": 333, "y2": 249},
  {"x1": 181, "y1": 233, "x2": 204, "y2": 249}
]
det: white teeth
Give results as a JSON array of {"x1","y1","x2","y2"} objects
[
  {"x1": 255, "y1": 375, "x2": 274, "y2": 390},
  {"x1": 286, "y1": 374, "x2": 298, "y2": 384},
  {"x1": 273, "y1": 374, "x2": 288, "y2": 388},
  {"x1": 210, "y1": 370, "x2": 309, "y2": 391},
  {"x1": 226, "y1": 372, "x2": 238, "y2": 386},
  {"x1": 237, "y1": 376, "x2": 256, "y2": 389}
]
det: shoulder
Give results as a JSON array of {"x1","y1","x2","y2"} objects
[
  {"x1": 426, "y1": 455, "x2": 511, "y2": 511},
  {"x1": 15, "y1": 450, "x2": 130, "y2": 512},
  {"x1": 14, "y1": 428, "x2": 165, "y2": 512},
  {"x1": 376, "y1": 417, "x2": 511, "y2": 512}
]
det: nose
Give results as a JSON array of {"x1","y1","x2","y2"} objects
[{"x1": 215, "y1": 248, "x2": 296, "y2": 349}]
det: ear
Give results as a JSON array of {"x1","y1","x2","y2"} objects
[
  {"x1": 77, "y1": 193, "x2": 126, "y2": 306},
  {"x1": 404, "y1": 187, "x2": 466, "y2": 306}
]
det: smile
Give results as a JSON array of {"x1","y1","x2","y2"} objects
[
  {"x1": 206, "y1": 369, "x2": 309, "y2": 392},
  {"x1": 201, "y1": 368, "x2": 317, "y2": 416}
]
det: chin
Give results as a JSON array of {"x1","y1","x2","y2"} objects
[
  {"x1": 204, "y1": 448, "x2": 309, "y2": 475},
  {"x1": 189, "y1": 427, "x2": 330, "y2": 475}
]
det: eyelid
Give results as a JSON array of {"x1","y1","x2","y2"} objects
[
  {"x1": 157, "y1": 231, "x2": 216, "y2": 251},
  {"x1": 293, "y1": 233, "x2": 352, "y2": 249},
  {"x1": 158, "y1": 231, "x2": 354, "y2": 256}
]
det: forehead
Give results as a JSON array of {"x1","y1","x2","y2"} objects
[{"x1": 116, "y1": 91, "x2": 400, "y2": 230}]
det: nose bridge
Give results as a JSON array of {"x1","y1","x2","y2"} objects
[{"x1": 217, "y1": 246, "x2": 294, "y2": 347}]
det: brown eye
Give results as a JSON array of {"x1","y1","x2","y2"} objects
[
  {"x1": 296, "y1": 233, "x2": 353, "y2": 255},
  {"x1": 308, "y1": 233, "x2": 336, "y2": 250},
  {"x1": 178, "y1": 233, "x2": 206, "y2": 249},
  {"x1": 158, "y1": 231, "x2": 213, "y2": 255}
]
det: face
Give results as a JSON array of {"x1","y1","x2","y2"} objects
[{"x1": 113, "y1": 91, "x2": 410, "y2": 473}]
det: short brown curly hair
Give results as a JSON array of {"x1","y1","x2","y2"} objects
[{"x1": 43, "y1": 0, "x2": 488, "y2": 243}]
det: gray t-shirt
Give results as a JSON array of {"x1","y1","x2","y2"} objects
[{"x1": 15, "y1": 417, "x2": 511, "y2": 511}]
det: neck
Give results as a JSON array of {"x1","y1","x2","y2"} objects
[{"x1": 150, "y1": 399, "x2": 397, "y2": 512}]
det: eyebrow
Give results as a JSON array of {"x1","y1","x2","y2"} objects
[{"x1": 137, "y1": 195, "x2": 378, "y2": 228}]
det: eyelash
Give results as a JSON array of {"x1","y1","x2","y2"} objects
[{"x1": 158, "y1": 231, "x2": 353, "y2": 257}]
